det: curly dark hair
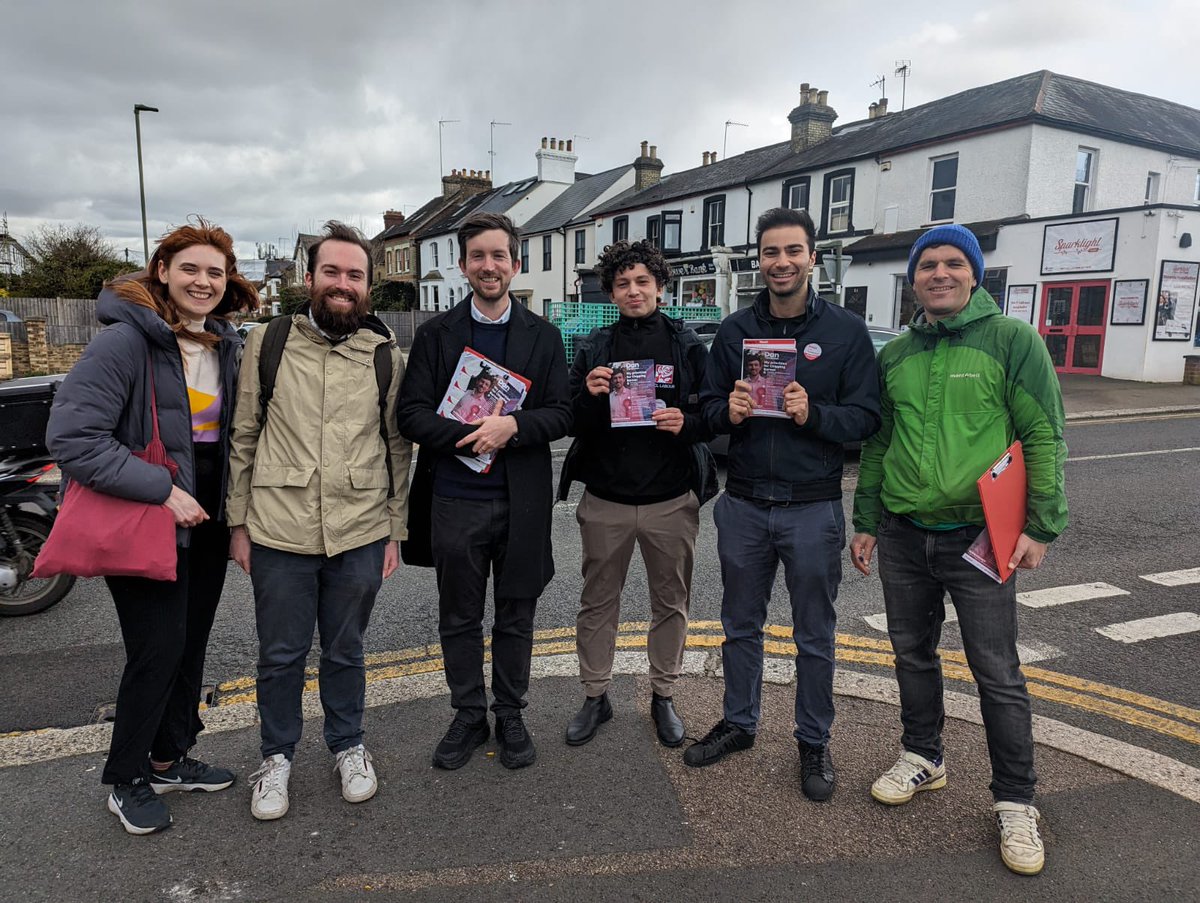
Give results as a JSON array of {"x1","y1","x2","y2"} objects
[{"x1": 596, "y1": 239, "x2": 672, "y2": 295}]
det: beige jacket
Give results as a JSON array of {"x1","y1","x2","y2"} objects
[{"x1": 226, "y1": 315, "x2": 412, "y2": 556}]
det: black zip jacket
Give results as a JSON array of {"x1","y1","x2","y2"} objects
[
  {"x1": 557, "y1": 311, "x2": 717, "y2": 505},
  {"x1": 699, "y1": 289, "x2": 880, "y2": 503}
]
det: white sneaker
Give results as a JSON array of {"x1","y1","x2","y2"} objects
[
  {"x1": 993, "y1": 801, "x2": 1044, "y2": 875},
  {"x1": 250, "y1": 754, "x2": 291, "y2": 821},
  {"x1": 871, "y1": 750, "x2": 947, "y2": 805},
  {"x1": 335, "y1": 744, "x2": 377, "y2": 804}
]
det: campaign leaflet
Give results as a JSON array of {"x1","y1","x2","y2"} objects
[
  {"x1": 436, "y1": 347, "x2": 531, "y2": 473},
  {"x1": 608, "y1": 358, "x2": 661, "y2": 427},
  {"x1": 741, "y1": 338, "x2": 796, "y2": 418},
  {"x1": 963, "y1": 527, "x2": 1003, "y2": 583}
]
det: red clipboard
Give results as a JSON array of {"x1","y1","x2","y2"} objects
[{"x1": 976, "y1": 441, "x2": 1026, "y2": 582}]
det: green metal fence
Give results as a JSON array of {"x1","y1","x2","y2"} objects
[{"x1": 549, "y1": 302, "x2": 721, "y2": 362}]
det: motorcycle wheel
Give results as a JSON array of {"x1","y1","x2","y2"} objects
[{"x1": 0, "y1": 511, "x2": 76, "y2": 616}]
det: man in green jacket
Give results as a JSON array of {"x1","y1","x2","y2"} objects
[{"x1": 850, "y1": 224, "x2": 1067, "y2": 877}]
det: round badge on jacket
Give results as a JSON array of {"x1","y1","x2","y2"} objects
[{"x1": 803, "y1": 343, "x2": 822, "y2": 361}]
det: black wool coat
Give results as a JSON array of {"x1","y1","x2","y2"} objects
[{"x1": 396, "y1": 295, "x2": 571, "y2": 598}]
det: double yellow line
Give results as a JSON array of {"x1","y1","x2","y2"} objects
[{"x1": 212, "y1": 621, "x2": 1200, "y2": 747}]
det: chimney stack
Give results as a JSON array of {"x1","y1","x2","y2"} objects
[
  {"x1": 535, "y1": 135, "x2": 578, "y2": 184},
  {"x1": 869, "y1": 102, "x2": 878, "y2": 120},
  {"x1": 702, "y1": 152, "x2": 711, "y2": 166},
  {"x1": 382, "y1": 209, "x2": 405, "y2": 229},
  {"x1": 876, "y1": 97, "x2": 888, "y2": 117},
  {"x1": 633, "y1": 140, "x2": 664, "y2": 190},
  {"x1": 566, "y1": 139, "x2": 573, "y2": 152},
  {"x1": 442, "y1": 167, "x2": 494, "y2": 198},
  {"x1": 788, "y1": 82, "x2": 838, "y2": 153}
]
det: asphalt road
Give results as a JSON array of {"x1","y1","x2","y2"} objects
[{"x1": 2, "y1": 414, "x2": 1198, "y2": 773}]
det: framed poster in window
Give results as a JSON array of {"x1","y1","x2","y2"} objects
[
  {"x1": 1005, "y1": 284, "x2": 1036, "y2": 324},
  {"x1": 1153, "y1": 260, "x2": 1200, "y2": 341},
  {"x1": 1110, "y1": 279, "x2": 1148, "y2": 325},
  {"x1": 1040, "y1": 218, "x2": 1118, "y2": 275}
]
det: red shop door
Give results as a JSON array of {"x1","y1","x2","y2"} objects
[{"x1": 1038, "y1": 281, "x2": 1108, "y2": 374}]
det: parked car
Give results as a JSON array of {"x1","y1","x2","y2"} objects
[
  {"x1": 704, "y1": 326, "x2": 901, "y2": 458},
  {"x1": 237, "y1": 321, "x2": 265, "y2": 339},
  {"x1": 684, "y1": 318, "x2": 721, "y2": 337}
]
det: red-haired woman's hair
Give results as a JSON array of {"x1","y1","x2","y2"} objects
[{"x1": 106, "y1": 217, "x2": 258, "y2": 349}]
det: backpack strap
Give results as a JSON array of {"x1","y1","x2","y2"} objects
[
  {"x1": 257, "y1": 317, "x2": 293, "y2": 426},
  {"x1": 373, "y1": 341, "x2": 396, "y2": 498},
  {"x1": 258, "y1": 314, "x2": 396, "y2": 498}
]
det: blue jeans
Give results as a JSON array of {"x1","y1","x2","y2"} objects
[
  {"x1": 876, "y1": 511, "x2": 1036, "y2": 803},
  {"x1": 251, "y1": 540, "x2": 384, "y2": 759},
  {"x1": 714, "y1": 492, "x2": 845, "y2": 745}
]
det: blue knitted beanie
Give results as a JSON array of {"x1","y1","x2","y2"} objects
[{"x1": 907, "y1": 224, "x2": 983, "y2": 287}]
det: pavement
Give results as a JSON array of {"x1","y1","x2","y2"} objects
[{"x1": 2, "y1": 374, "x2": 1199, "y2": 902}]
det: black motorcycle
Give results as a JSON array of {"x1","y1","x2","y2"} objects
[
  {"x1": 0, "y1": 451, "x2": 74, "y2": 615},
  {"x1": 0, "y1": 374, "x2": 75, "y2": 615}
]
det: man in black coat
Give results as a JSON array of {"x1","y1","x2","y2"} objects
[{"x1": 397, "y1": 212, "x2": 571, "y2": 771}]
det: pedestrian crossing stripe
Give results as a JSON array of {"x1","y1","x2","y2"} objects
[
  {"x1": 1140, "y1": 567, "x2": 1200, "y2": 587},
  {"x1": 1095, "y1": 612, "x2": 1200, "y2": 644},
  {"x1": 1017, "y1": 582, "x2": 1129, "y2": 608}
]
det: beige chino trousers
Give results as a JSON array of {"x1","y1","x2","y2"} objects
[{"x1": 575, "y1": 489, "x2": 699, "y2": 697}]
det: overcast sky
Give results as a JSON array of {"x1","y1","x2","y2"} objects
[{"x1": 4, "y1": 0, "x2": 1197, "y2": 264}]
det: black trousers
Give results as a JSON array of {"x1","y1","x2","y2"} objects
[
  {"x1": 431, "y1": 495, "x2": 536, "y2": 721},
  {"x1": 102, "y1": 449, "x2": 230, "y2": 785}
]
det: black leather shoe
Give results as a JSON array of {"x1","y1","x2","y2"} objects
[
  {"x1": 682, "y1": 719, "x2": 754, "y2": 767},
  {"x1": 432, "y1": 715, "x2": 489, "y2": 770},
  {"x1": 565, "y1": 693, "x2": 612, "y2": 746},
  {"x1": 651, "y1": 694, "x2": 684, "y2": 747},
  {"x1": 799, "y1": 741, "x2": 836, "y2": 801}
]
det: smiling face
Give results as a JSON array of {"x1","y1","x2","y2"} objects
[
  {"x1": 462, "y1": 228, "x2": 520, "y2": 305},
  {"x1": 912, "y1": 244, "x2": 974, "y2": 323},
  {"x1": 609, "y1": 263, "x2": 662, "y2": 319},
  {"x1": 746, "y1": 357, "x2": 763, "y2": 380},
  {"x1": 306, "y1": 239, "x2": 371, "y2": 334},
  {"x1": 612, "y1": 370, "x2": 627, "y2": 391},
  {"x1": 758, "y1": 225, "x2": 816, "y2": 302},
  {"x1": 158, "y1": 244, "x2": 227, "y2": 320}
]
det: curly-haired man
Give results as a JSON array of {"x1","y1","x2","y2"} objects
[{"x1": 556, "y1": 239, "x2": 717, "y2": 749}]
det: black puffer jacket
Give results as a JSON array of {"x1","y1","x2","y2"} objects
[{"x1": 46, "y1": 285, "x2": 242, "y2": 546}]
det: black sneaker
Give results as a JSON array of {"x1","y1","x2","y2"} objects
[
  {"x1": 682, "y1": 719, "x2": 754, "y2": 767},
  {"x1": 149, "y1": 756, "x2": 235, "y2": 793},
  {"x1": 496, "y1": 714, "x2": 537, "y2": 769},
  {"x1": 433, "y1": 715, "x2": 490, "y2": 770},
  {"x1": 108, "y1": 778, "x2": 172, "y2": 835},
  {"x1": 799, "y1": 742, "x2": 836, "y2": 801}
]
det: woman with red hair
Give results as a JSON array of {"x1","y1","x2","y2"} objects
[{"x1": 47, "y1": 218, "x2": 257, "y2": 835}]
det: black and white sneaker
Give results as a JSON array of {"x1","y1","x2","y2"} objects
[
  {"x1": 108, "y1": 778, "x2": 172, "y2": 835},
  {"x1": 149, "y1": 756, "x2": 235, "y2": 793}
]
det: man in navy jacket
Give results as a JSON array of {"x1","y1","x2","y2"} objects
[{"x1": 684, "y1": 208, "x2": 880, "y2": 802}]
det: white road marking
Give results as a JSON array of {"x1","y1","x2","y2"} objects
[
  {"x1": 1068, "y1": 446, "x2": 1200, "y2": 462},
  {"x1": 1017, "y1": 582, "x2": 1129, "y2": 609},
  {"x1": 1016, "y1": 641, "x2": 1063, "y2": 664},
  {"x1": 1095, "y1": 612, "x2": 1200, "y2": 644},
  {"x1": 862, "y1": 602, "x2": 958, "y2": 634},
  {"x1": 1140, "y1": 567, "x2": 1200, "y2": 587}
]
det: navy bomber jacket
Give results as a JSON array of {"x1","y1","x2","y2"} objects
[{"x1": 699, "y1": 289, "x2": 880, "y2": 503}]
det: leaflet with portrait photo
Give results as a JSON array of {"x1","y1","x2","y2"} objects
[
  {"x1": 741, "y1": 338, "x2": 796, "y2": 418},
  {"x1": 436, "y1": 347, "x2": 531, "y2": 473},
  {"x1": 607, "y1": 358, "x2": 661, "y2": 427}
]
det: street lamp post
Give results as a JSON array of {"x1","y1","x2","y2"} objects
[{"x1": 133, "y1": 103, "x2": 159, "y2": 265}]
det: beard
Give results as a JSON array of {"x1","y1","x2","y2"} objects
[{"x1": 311, "y1": 284, "x2": 369, "y2": 336}]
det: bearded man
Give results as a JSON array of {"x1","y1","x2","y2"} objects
[{"x1": 226, "y1": 220, "x2": 412, "y2": 821}]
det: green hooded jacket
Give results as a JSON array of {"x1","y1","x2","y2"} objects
[{"x1": 852, "y1": 288, "x2": 1067, "y2": 543}]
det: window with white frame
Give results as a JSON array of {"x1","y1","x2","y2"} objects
[
  {"x1": 782, "y1": 177, "x2": 810, "y2": 211},
  {"x1": 612, "y1": 216, "x2": 629, "y2": 242},
  {"x1": 431, "y1": 242, "x2": 439, "y2": 268},
  {"x1": 930, "y1": 155, "x2": 958, "y2": 221},
  {"x1": 1145, "y1": 172, "x2": 1161, "y2": 204},
  {"x1": 662, "y1": 211, "x2": 682, "y2": 254},
  {"x1": 1195, "y1": 171, "x2": 1200, "y2": 202},
  {"x1": 645, "y1": 216, "x2": 661, "y2": 248},
  {"x1": 827, "y1": 173, "x2": 852, "y2": 233},
  {"x1": 433, "y1": 285, "x2": 440, "y2": 309},
  {"x1": 386, "y1": 250, "x2": 393, "y2": 273},
  {"x1": 448, "y1": 238, "x2": 455, "y2": 262},
  {"x1": 1074, "y1": 148, "x2": 1096, "y2": 214},
  {"x1": 703, "y1": 195, "x2": 725, "y2": 248}
]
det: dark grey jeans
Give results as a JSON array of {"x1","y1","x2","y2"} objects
[
  {"x1": 876, "y1": 511, "x2": 1036, "y2": 803},
  {"x1": 714, "y1": 492, "x2": 844, "y2": 746},
  {"x1": 251, "y1": 540, "x2": 384, "y2": 760}
]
